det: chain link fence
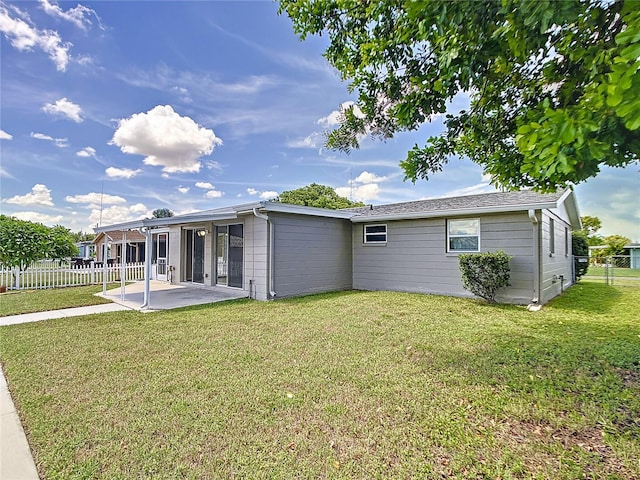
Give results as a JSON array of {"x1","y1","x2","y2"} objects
[{"x1": 583, "y1": 255, "x2": 640, "y2": 286}]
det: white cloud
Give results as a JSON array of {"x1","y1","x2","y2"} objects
[
  {"x1": 334, "y1": 170, "x2": 389, "y2": 202},
  {"x1": 0, "y1": 4, "x2": 71, "y2": 71},
  {"x1": 259, "y1": 191, "x2": 278, "y2": 200},
  {"x1": 129, "y1": 203, "x2": 148, "y2": 214},
  {"x1": 39, "y1": 0, "x2": 101, "y2": 31},
  {"x1": 65, "y1": 192, "x2": 126, "y2": 205},
  {"x1": 317, "y1": 101, "x2": 364, "y2": 128},
  {"x1": 12, "y1": 211, "x2": 63, "y2": 224},
  {"x1": 0, "y1": 129, "x2": 12, "y2": 140},
  {"x1": 286, "y1": 132, "x2": 323, "y2": 149},
  {"x1": 0, "y1": 167, "x2": 14, "y2": 179},
  {"x1": 177, "y1": 186, "x2": 190, "y2": 194},
  {"x1": 247, "y1": 188, "x2": 277, "y2": 200},
  {"x1": 195, "y1": 181, "x2": 214, "y2": 189},
  {"x1": 205, "y1": 190, "x2": 223, "y2": 198},
  {"x1": 30, "y1": 131, "x2": 68, "y2": 147},
  {"x1": 111, "y1": 105, "x2": 222, "y2": 173},
  {"x1": 442, "y1": 183, "x2": 495, "y2": 198},
  {"x1": 335, "y1": 183, "x2": 380, "y2": 202},
  {"x1": 42, "y1": 98, "x2": 84, "y2": 122},
  {"x1": 3, "y1": 183, "x2": 54, "y2": 206},
  {"x1": 76, "y1": 146, "x2": 96, "y2": 158},
  {"x1": 88, "y1": 204, "x2": 150, "y2": 229},
  {"x1": 105, "y1": 167, "x2": 142, "y2": 179},
  {"x1": 352, "y1": 171, "x2": 388, "y2": 185}
]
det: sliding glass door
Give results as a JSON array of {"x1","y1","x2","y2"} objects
[
  {"x1": 216, "y1": 224, "x2": 243, "y2": 288},
  {"x1": 184, "y1": 229, "x2": 205, "y2": 283}
]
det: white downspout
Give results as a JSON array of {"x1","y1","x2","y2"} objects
[
  {"x1": 529, "y1": 209, "x2": 540, "y2": 305},
  {"x1": 253, "y1": 208, "x2": 276, "y2": 299}
]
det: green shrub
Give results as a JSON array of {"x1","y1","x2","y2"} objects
[
  {"x1": 458, "y1": 251, "x2": 511, "y2": 303},
  {"x1": 572, "y1": 231, "x2": 589, "y2": 279}
]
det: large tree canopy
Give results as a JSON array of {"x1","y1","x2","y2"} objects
[
  {"x1": 280, "y1": 0, "x2": 640, "y2": 191},
  {"x1": 0, "y1": 215, "x2": 78, "y2": 270},
  {"x1": 276, "y1": 183, "x2": 365, "y2": 209}
]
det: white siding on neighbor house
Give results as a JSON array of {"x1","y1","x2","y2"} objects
[
  {"x1": 540, "y1": 209, "x2": 574, "y2": 304},
  {"x1": 271, "y1": 213, "x2": 352, "y2": 298},
  {"x1": 352, "y1": 213, "x2": 536, "y2": 304}
]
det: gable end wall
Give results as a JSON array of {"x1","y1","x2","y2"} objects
[{"x1": 352, "y1": 212, "x2": 536, "y2": 304}]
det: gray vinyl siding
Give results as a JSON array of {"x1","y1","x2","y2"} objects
[
  {"x1": 353, "y1": 213, "x2": 536, "y2": 304},
  {"x1": 540, "y1": 209, "x2": 574, "y2": 304},
  {"x1": 241, "y1": 214, "x2": 269, "y2": 300},
  {"x1": 271, "y1": 213, "x2": 352, "y2": 298}
]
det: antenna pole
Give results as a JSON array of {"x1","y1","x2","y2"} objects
[{"x1": 99, "y1": 181, "x2": 104, "y2": 227}]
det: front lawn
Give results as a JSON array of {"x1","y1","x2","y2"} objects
[
  {"x1": 1, "y1": 284, "x2": 639, "y2": 479},
  {"x1": 0, "y1": 284, "x2": 115, "y2": 317}
]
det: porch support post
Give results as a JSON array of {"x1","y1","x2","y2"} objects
[
  {"x1": 120, "y1": 230, "x2": 126, "y2": 301},
  {"x1": 102, "y1": 236, "x2": 110, "y2": 296},
  {"x1": 141, "y1": 228, "x2": 152, "y2": 309}
]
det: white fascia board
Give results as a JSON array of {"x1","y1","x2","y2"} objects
[
  {"x1": 349, "y1": 202, "x2": 559, "y2": 223},
  {"x1": 559, "y1": 190, "x2": 581, "y2": 229},
  {"x1": 262, "y1": 202, "x2": 359, "y2": 219}
]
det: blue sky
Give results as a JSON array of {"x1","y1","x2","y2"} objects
[{"x1": 1, "y1": 1, "x2": 638, "y2": 241}]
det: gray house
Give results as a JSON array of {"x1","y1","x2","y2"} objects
[{"x1": 95, "y1": 189, "x2": 580, "y2": 306}]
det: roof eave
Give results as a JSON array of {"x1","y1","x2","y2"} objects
[
  {"x1": 350, "y1": 202, "x2": 560, "y2": 223},
  {"x1": 262, "y1": 202, "x2": 359, "y2": 219},
  {"x1": 93, "y1": 211, "x2": 238, "y2": 233}
]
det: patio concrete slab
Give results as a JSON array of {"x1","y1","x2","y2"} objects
[
  {"x1": 98, "y1": 280, "x2": 247, "y2": 311},
  {"x1": 0, "y1": 366, "x2": 39, "y2": 480}
]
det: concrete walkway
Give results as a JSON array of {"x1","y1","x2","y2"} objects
[
  {"x1": 0, "y1": 303, "x2": 130, "y2": 327},
  {"x1": 1, "y1": 365, "x2": 39, "y2": 480},
  {"x1": 1, "y1": 303, "x2": 131, "y2": 479}
]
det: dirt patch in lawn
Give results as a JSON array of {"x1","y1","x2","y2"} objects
[{"x1": 498, "y1": 419, "x2": 638, "y2": 479}]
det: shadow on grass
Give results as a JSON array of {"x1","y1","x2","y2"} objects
[{"x1": 544, "y1": 281, "x2": 624, "y2": 314}]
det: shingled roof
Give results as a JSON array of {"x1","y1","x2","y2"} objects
[{"x1": 348, "y1": 189, "x2": 571, "y2": 222}]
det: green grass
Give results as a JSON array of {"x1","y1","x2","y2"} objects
[
  {"x1": 586, "y1": 266, "x2": 640, "y2": 278},
  {"x1": 1, "y1": 284, "x2": 639, "y2": 479},
  {"x1": 0, "y1": 284, "x2": 115, "y2": 317}
]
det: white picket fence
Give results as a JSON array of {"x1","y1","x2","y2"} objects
[{"x1": 0, "y1": 260, "x2": 145, "y2": 291}]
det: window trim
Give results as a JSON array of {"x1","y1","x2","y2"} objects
[
  {"x1": 363, "y1": 224, "x2": 387, "y2": 244},
  {"x1": 549, "y1": 218, "x2": 555, "y2": 256},
  {"x1": 447, "y1": 218, "x2": 480, "y2": 253}
]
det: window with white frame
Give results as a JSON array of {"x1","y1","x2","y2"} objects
[
  {"x1": 549, "y1": 218, "x2": 555, "y2": 255},
  {"x1": 565, "y1": 227, "x2": 569, "y2": 256},
  {"x1": 447, "y1": 219, "x2": 480, "y2": 252},
  {"x1": 364, "y1": 224, "x2": 387, "y2": 244}
]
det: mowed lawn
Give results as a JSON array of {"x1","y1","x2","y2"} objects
[
  {"x1": 0, "y1": 284, "x2": 114, "y2": 317},
  {"x1": 1, "y1": 283, "x2": 639, "y2": 479}
]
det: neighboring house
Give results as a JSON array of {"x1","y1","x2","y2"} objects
[
  {"x1": 94, "y1": 189, "x2": 581, "y2": 305},
  {"x1": 94, "y1": 230, "x2": 146, "y2": 263},
  {"x1": 589, "y1": 244, "x2": 640, "y2": 269},
  {"x1": 627, "y1": 244, "x2": 640, "y2": 269},
  {"x1": 75, "y1": 241, "x2": 96, "y2": 259}
]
